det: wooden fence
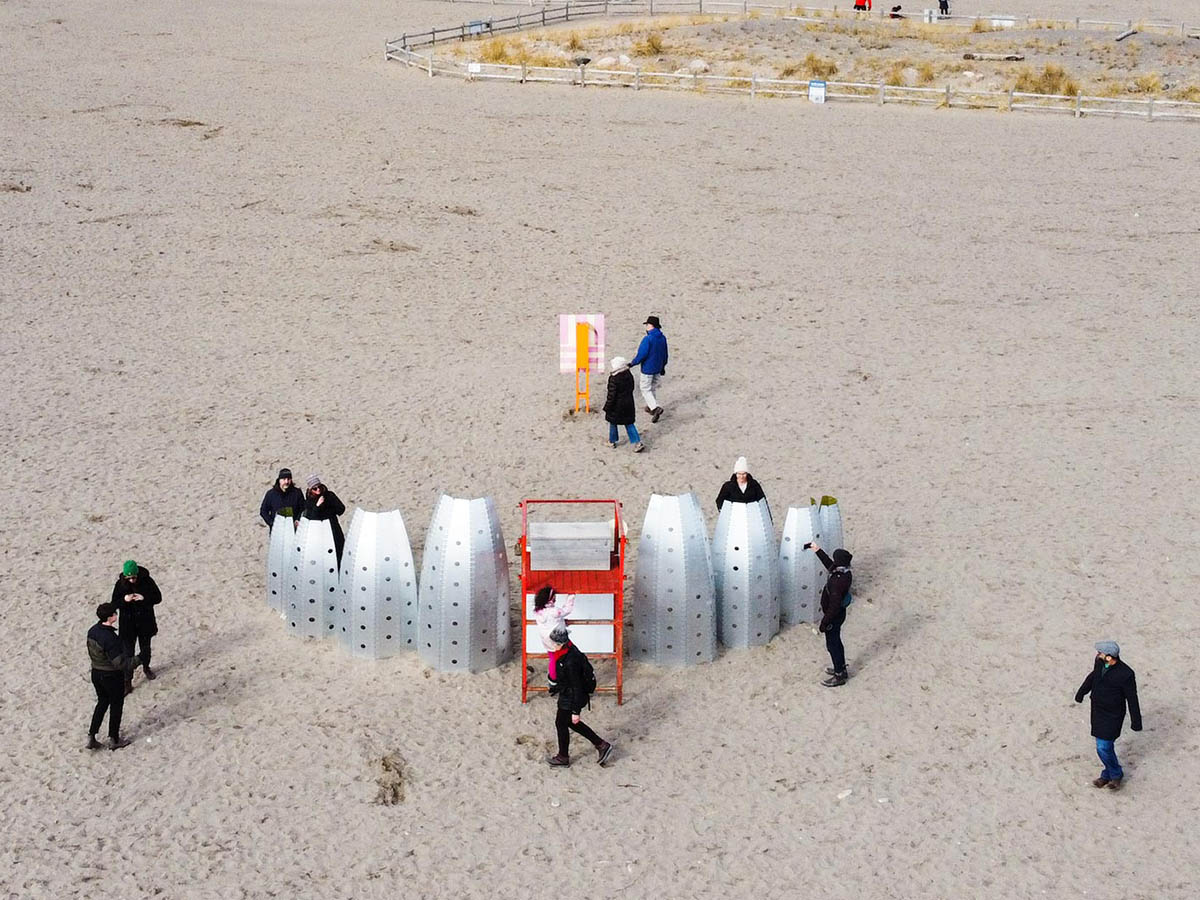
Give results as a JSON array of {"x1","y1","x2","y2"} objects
[{"x1": 385, "y1": 3, "x2": 1200, "y2": 123}]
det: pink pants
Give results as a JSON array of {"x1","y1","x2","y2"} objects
[{"x1": 547, "y1": 647, "x2": 566, "y2": 680}]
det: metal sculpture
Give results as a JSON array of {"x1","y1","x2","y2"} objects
[
  {"x1": 780, "y1": 504, "x2": 823, "y2": 625},
  {"x1": 417, "y1": 494, "x2": 511, "y2": 672},
  {"x1": 712, "y1": 499, "x2": 779, "y2": 648},
  {"x1": 338, "y1": 508, "x2": 419, "y2": 659},
  {"x1": 817, "y1": 496, "x2": 844, "y2": 555},
  {"x1": 266, "y1": 516, "x2": 296, "y2": 614},
  {"x1": 286, "y1": 518, "x2": 339, "y2": 639},
  {"x1": 632, "y1": 492, "x2": 717, "y2": 666}
]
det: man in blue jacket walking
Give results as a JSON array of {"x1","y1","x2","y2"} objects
[{"x1": 630, "y1": 315, "x2": 668, "y2": 423}]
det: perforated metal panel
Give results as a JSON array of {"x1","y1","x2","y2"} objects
[
  {"x1": 266, "y1": 516, "x2": 296, "y2": 614},
  {"x1": 286, "y1": 518, "x2": 339, "y2": 639},
  {"x1": 712, "y1": 499, "x2": 779, "y2": 648},
  {"x1": 818, "y1": 498, "x2": 844, "y2": 556},
  {"x1": 338, "y1": 508, "x2": 418, "y2": 659},
  {"x1": 632, "y1": 493, "x2": 717, "y2": 666},
  {"x1": 780, "y1": 504, "x2": 823, "y2": 625},
  {"x1": 417, "y1": 494, "x2": 511, "y2": 673}
]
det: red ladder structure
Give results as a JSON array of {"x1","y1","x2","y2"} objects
[{"x1": 519, "y1": 498, "x2": 625, "y2": 704}]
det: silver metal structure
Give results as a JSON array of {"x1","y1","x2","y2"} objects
[
  {"x1": 417, "y1": 494, "x2": 511, "y2": 672},
  {"x1": 780, "y1": 504, "x2": 823, "y2": 625},
  {"x1": 286, "y1": 518, "x2": 339, "y2": 639},
  {"x1": 632, "y1": 492, "x2": 717, "y2": 666},
  {"x1": 339, "y1": 508, "x2": 419, "y2": 659},
  {"x1": 712, "y1": 499, "x2": 779, "y2": 648},
  {"x1": 266, "y1": 516, "x2": 296, "y2": 614}
]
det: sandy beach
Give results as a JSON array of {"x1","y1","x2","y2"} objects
[{"x1": 3, "y1": 0, "x2": 1199, "y2": 897}]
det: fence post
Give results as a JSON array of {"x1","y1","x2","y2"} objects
[
  {"x1": 461, "y1": 24, "x2": 466, "y2": 41},
  {"x1": 635, "y1": 67, "x2": 641, "y2": 90},
  {"x1": 1074, "y1": 93, "x2": 1081, "y2": 117},
  {"x1": 401, "y1": 32, "x2": 407, "y2": 48},
  {"x1": 1074, "y1": 17, "x2": 1079, "y2": 28},
  {"x1": 566, "y1": 2, "x2": 570, "y2": 21},
  {"x1": 944, "y1": 84, "x2": 951, "y2": 107},
  {"x1": 428, "y1": 53, "x2": 434, "y2": 77},
  {"x1": 542, "y1": 9, "x2": 546, "y2": 25},
  {"x1": 650, "y1": 0, "x2": 654, "y2": 15},
  {"x1": 751, "y1": 74, "x2": 756, "y2": 99},
  {"x1": 699, "y1": 0, "x2": 704, "y2": 13},
  {"x1": 743, "y1": 0, "x2": 747, "y2": 11},
  {"x1": 1007, "y1": 87, "x2": 1014, "y2": 110},
  {"x1": 579, "y1": 64, "x2": 586, "y2": 86},
  {"x1": 521, "y1": 63, "x2": 528, "y2": 82},
  {"x1": 878, "y1": 80, "x2": 884, "y2": 105},
  {"x1": 693, "y1": 72, "x2": 700, "y2": 92},
  {"x1": 1147, "y1": 98, "x2": 1153, "y2": 120}
]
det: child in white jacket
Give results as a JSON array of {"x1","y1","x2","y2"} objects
[{"x1": 533, "y1": 586, "x2": 575, "y2": 686}]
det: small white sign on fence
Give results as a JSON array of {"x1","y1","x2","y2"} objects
[
  {"x1": 809, "y1": 80, "x2": 827, "y2": 104},
  {"x1": 468, "y1": 62, "x2": 482, "y2": 75}
]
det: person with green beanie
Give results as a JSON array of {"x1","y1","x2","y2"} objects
[{"x1": 112, "y1": 559, "x2": 163, "y2": 692}]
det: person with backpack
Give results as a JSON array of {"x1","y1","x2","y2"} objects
[
  {"x1": 546, "y1": 627, "x2": 613, "y2": 768},
  {"x1": 807, "y1": 543, "x2": 853, "y2": 687}
]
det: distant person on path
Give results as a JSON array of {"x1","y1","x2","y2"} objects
[
  {"x1": 260, "y1": 467, "x2": 306, "y2": 529},
  {"x1": 938, "y1": 0, "x2": 948, "y2": 15},
  {"x1": 808, "y1": 543, "x2": 853, "y2": 687},
  {"x1": 533, "y1": 586, "x2": 575, "y2": 688},
  {"x1": 1075, "y1": 641, "x2": 1142, "y2": 790},
  {"x1": 546, "y1": 628, "x2": 613, "y2": 768},
  {"x1": 889, "y1": 5, "x2": 904, "y2": 18},
  {"x1": 715, "y1": 457, "x2": 767, "y2": 511},
  {"x1": 603, "y1": 357, "x2": 644, "y2": 452},
  {"x1": 87, "y1": 602, "x2": 132, "y2": 750},
  {"x1": 629, "y1": 315, "x2": 668, "y2": 423},
  {"x1": 112, "y1": 560, "x2": 162, "y2": 692},
  {"x1": 303, "y1": 474, "x2": 347, "y2": 567}
]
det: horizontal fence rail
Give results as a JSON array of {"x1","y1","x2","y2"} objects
[{"x1": 386, "y1": 4, "x2": 1200, "y2": 123}]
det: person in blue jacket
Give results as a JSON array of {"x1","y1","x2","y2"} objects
[{"x1": 629, "y1": 315, "x2": 668, "y2": 423}]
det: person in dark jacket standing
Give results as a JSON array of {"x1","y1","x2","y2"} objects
[
  {"x1": 546, "y1": 628, "x2": 613, "y2": 768},
  {"x1": 715, "y1": 457, "x2": 767, "y2": 510},
  {"x1": 303, "y1": 474, "x2": 347, "y2": 567},
  {"x1": 808, "y1": 543, "x2": 853, "y2": 687},
  {"x1": 112, "y1": 559, "x2": 163, "y2": 691},
  {"x1": 603, "y1": 357, "x2": 644, "y2": 453},
  {"x1": 1075, "y1": 641, "x2": 1142, "y2": 790},
  {"x1": 87, "y1": 603, "x2": 132, "y2": 750},
  {"x1": 629, "y1": 315, "x2": 668, "y2": 423},
  {"x1": 260, "y1": 467, "x2": 306, "y2": 529}
]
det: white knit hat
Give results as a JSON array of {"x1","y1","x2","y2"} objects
[
  {"x1": 610, "y1": 356, "x2": 628, "y2": 371},
  {"x1": 733, "y1": 457, "x2": 749, "y2": 474}
]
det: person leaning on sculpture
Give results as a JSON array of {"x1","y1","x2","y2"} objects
[
  {"x1": 603, "y1": 357, "x2": 644, "y2": 453},
  {"x1": 112, "y1": 559, "x2": 162, "y2": 693},
  {"x1": 715, "y1": 457, "x2": 767, "y2": 510},
  {"x1": 259, "y1": 467, "x2": 306, "y2": 530},
  {"x1": 87, "y1": 602, "x2": 132, "y2": 750},
  {"x1": 1075, "y1": 641, "x2": 1142, "y2": 791},
  {"x1": 629, "y1": 315, "x2": 668, "y2": 423},
  {"x1": 302, "y1": 474, "x2": 346, "y2": 567},
  {"x1": 808, "y1": 543, "x2": 853, "y2": 687}
]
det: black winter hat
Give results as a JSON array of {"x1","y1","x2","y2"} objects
[
  {"x1": 644, "y1": 315, "x2": 662, "y2": 329},
  {"x1": 832, "y1": 549, "x2": 853, "y2": 567},
  {"x1": 278, "y1": 468, "x2": 292, "y2": 480}
]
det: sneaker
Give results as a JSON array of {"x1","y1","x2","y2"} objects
[
  {"x1": 1092, "y1": 777, "x2": 1110, "y2": 788},
  {"x1": 632, "y1": 442, "x2": 645, "y2": 453},
  {"x1": 644, "y1": 406, "x2": 653, "y2": 414},
  {"x1": 87, "y1": 735, "x2": 102, "y2": 751},
  {"x1": 1106, "y1": 778, "x2": 1123, "y2": 791},
  {"x1": 825, "y1": 667, "x2": 851, "y2": 677},
  {"x1": 109, "y1": 737, "x2": 131, "y2": 751},
  {"x1": 547, "y1": 754, "x2": 570, "y2": 767},
  {"x1": 596, "y1": 741, "x2": 614, "y2": 765},
  {"x1": 821, "y1": 672, "x2": 848, "y2": 687},
  {"x1": 608, "y1": 441, "x2": 618, "y2": 449},
  {"x1": 143, "y1": 667, "x2": 156, "y2": 680},
  {"x1": 651, "y1": 407, "x2": 664, "y2": 423}
]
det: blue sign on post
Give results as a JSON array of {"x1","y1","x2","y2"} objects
[{"x1": 809, "y1": 80, "x2": 827, "y2": 103}]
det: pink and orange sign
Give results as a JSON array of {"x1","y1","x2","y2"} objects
[{"x1": 558, "y1": 314, "x2": 605, "y2": 374}]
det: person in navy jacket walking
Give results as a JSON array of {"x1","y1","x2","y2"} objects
[{"x1": 630, "y1": 315, "x2": 668, "y2": 423}]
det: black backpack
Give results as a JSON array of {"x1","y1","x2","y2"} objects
[{"x1": 579, "y1": 650, "x2": 597, "y2": 700}]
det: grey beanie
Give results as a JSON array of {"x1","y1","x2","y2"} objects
[
  {"x1": 549, "y1": 626, "x2": 570, "y2": 645},
  {"x1": 1095, "y1": 640, "x2": 1120, "y2": 657}
]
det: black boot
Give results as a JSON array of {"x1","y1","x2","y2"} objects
[
  {"x1": 821, "y1": 671, "x2": 848, "y2": 687},
  {"x1": 87, "y1": 735, "x2": 102, "y2": 750}
]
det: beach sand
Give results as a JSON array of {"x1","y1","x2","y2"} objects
[{"x1": 2, "y1": 1, "x2": 1198, "y2": 897}]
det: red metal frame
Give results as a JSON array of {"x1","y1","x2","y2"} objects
[{"x1": 520, "y1": 499, "x2": 625, "y2": 704}]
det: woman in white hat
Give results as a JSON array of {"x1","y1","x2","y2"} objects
[
  {"x1": 715, "y1": 457, "x2": 766, "y2": 509},
  {"x1": 603, "y1": 357, "x2": 644, "y2": 452}
]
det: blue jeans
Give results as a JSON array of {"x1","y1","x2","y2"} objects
[
  {"x1": 609, "y1": 423, "x2": 640, "y2": 445},
  {"x1": 1095, "y1": 738, "x2": 1123, "y2": 781}
]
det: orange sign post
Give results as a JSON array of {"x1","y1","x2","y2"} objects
[{"x1": 574, "y1": 321, "x2": 592, "y2": 412}]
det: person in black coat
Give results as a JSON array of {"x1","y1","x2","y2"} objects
[
  {"x1": 809, "y1": 543, "x2": 853, "y2": 686},
  {"x1": 1075, "y1": 641, "x2": 1142, "y2": 790},
  {"x1": 87, "y1": 602, "x2": 132, "y2": 750},
  {"x1": 260, "y1": 468, "x2": 306, "y2": 529},
  {"x1": 603, "y1": 357, "x2": 644, "y2": 453},
  {"x1": 302, "y1": 474, "x2": 346, "y2": 567},
  {"x1": 546, "y1": 629, "x2": 613, "y2": 768},
  {"x1": 112, "y1": 559, "x2": 163, "y2": 690},
  {"x1": 715, "y1": 457, "x2": 767, "y2": 511}
]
